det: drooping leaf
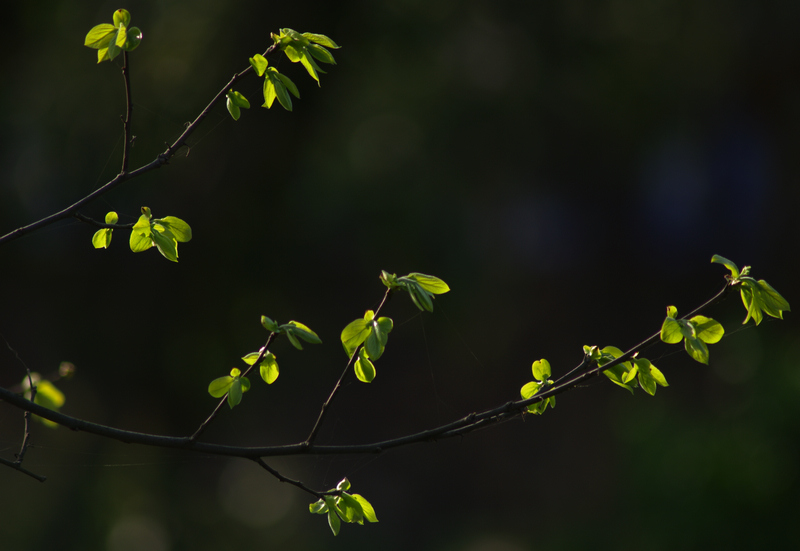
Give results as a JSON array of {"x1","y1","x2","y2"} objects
[
  {"x1": 711, "y1": 254, "x2": 740, "y2": 279},
  {"x1": 259, "y1": 352, "x2": 279, "y2": 384},
  {"x1": 355, "y1": 347, "x2": 376, "y2": 383},
  {"x1": 684, "y1": 335, "x2": 710, "y2": 364},
  {"x1": 350, "y1": 494, "x2": 378, "y2": 523},
  {"x1": 249, "y1": 53, "x2": 268, "y2": 76}
]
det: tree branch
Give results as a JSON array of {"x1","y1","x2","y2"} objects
[
  {"x1": 0, "y1": 43, "x2": 279, "y2": 248},
  {"x1": 0, "y1": 279, "x2": 736, "y2": 476}
]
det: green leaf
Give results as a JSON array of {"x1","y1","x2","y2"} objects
[
  {"x1": 208, "y1": 376, "x2": 234, "y2": 398},
  {"x1": 259, "y1": 352, "x2": 279, "y2": 384},
  {"x1": 336, "y1": 478, "x2": 352, "y2": 491},
  {"x1": 341, "y1": 316, "x2": 371, "y2": 357},
  {"x1": 156, "y1": 216, "x2": 192, "y2": 242},
  {"x1": 129, "y1": 212, "x2": 153, "y2": 253},
  {"x1": 84, "y1": 23, "x2": 117, "y2": 49},
  {"x1": 684, "y1": 336, "x2": 710, "y2": 364},
  {"x1": 152, "y1": 225, "x2": 178, "y2": 262},
  {"x1": 227, "y1": 377, "x2": 243, "y2": 408},
  {"x1": 691, "y1": 315, "x2": 724, "y2": 344},
  {"x1": 633, "y1": 358, "x2": 667, "y2": 396},
  {"x1": 531, "y1": 359, "x2": 551, "y2": 381},
  {"x1": 123, "y1": 26, "x2": 142, "y2": 51},
  {"x1": 92, "y1": 228, "x2": 113, "y2": 249},
  {"x1": 338, "y1": 493, "x2": 364, "y2": 523},
  {"x1": 113, "y1": 9, "x2": 131, "y2": 28},
  {"x1": 308, "y1": 43, "x2": 337, "y2": 65},
  {"x1": 755, "y1": 279, "x2": 791, "y2": 319},
  {"x1": 226, "y1": 90, "x2": 250, "y2": 121},
  {"x1": 325, "y1": 497, "x2": 341, "y2": 535},
  {"x1": 261, "y1": 315, "x2": 279, "y2": 332},
  {"x1": 711, "y1": 254, "x2": 740, "y2": 279},
  {"x1": 227, "y1": 99, "x2": 241, "y2": 120},
  {"x1": 302, "y1": 32, "x2": 341, "y2": 49},
  {"x1": 350, "y1": 494, "x2": 378, "y2": 523},
  {"x1": 249, "y1": 53, "x2": 268, "y2": 76},
  {"x1": 660, "y1": 306, "x2": 683, "y2": 344},
  {"x1": 275, "y1": 72, "x2": 300, "y2": 99},
  {"x1": 355, "y1": 347, "x2": 376, "y2": 383},
  {"x1": 310, "y1": 499, "x2": 328, "y2": 514},
  {"x1": 282, "y1": 321, "x2": 322, "y2": 349},
  {"x1": 105, "y1": 211, "x2": 119, "y2": 224},
  {"x1": 406, "y1": 273, "x2": 450, "y2": 294}
]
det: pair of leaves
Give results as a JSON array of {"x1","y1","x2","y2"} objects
[
  {"x1": 208, "y1": 368, "x2": 250, "y2": 409},
  {"x1": 129, "y1": 207, "x2": 192, "y2": 262},
  {"x1": 588, "y1": 345, "x2": 667, "y2": 396},
  {"x1": 341, "y1": 310, "x2": 394, "y2": 383},
  {"x1": 226, "y1": 90, "x2": 250, "y2": 120},
  {"x1": 661, "y1": 306, "x2": 725, "y2": 365},
  {"x1": 520, "y1": 359, "x2": 556, "y2": 414},
  {"x1": 84, "y1": 9, "x2": 142, "y2": 63},
  {"x1": 261, "y1": 316, "x2": 322, "y2": 350},
  {"x1": 22, "y1": 374, "x2": 65, "y2": 429},
  {"x1": 249, "y1": 54, "x2": 301, "y2": 112},
  {"x1": 380, "y1": 271, "x2": 451, "y2": 312},
  {"x1": 91, "y1": 211, "x2": 119, "y2": 249},
  {"x1": 242, "y1": 350, "x2": 280, "y2": 384},
  {"x1": 711, "y1": 255, "x2": 791, "y2": 325},
  {"x1": 272, "y1": 29, "x2": 340, "y2": 85},
  {"x1": 309, "y1": 478, "x2": 378, "y2": 536}
]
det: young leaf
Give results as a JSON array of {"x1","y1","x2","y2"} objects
[
  {"x1": 350, "y1": 494, "x2": 378, "y2": 523},
  {"x1": 129, "y1": 211, "x2": 153, "y2": 253},
  {"x1": 325, "y1": 496, "x2": 341, "y2": 536},
  {"x1": 249, "y1": 54, "x2": 268, "y2": 76},
  {"x1": 532, "y1": 359, "x2": 551, "y2": 381},
  {"x1": 259, "y1": 352, "x2": 279, "y2": 384},
  {"x1": 282, "y1": 321, "x2": 322, "y2": 350},
  {"x1": 691, "y1": 315, "x2": 725, "y2": 344},
  {"x1": 92, "y1": 228, "x2": 113, "y2": 249},
  {"x1": 711, "y1": 254, "x2": 740, "y2": 279},
  {"x1": 660, "y1": 306, "x2": 684, "y2": 344},
  {"x1": 406, "y1": 273, "x2": 450, "y2": 295},
  {"x1": 355, "y1": 347, "x2": 376, "y2": 383},
  {"x1": 684, "y1": 336, "x2": 710, "y2": 364},
  {"x1": 341, "y1": 316, "x2": 371, "y2": 357}
]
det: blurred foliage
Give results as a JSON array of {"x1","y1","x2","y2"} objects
[{"x1": 1, "y1": 0, "x2": 799, "y2": 550}]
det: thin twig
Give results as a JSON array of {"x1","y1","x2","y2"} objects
[
  {"x1": 0, "y1": 456, "x2": 46, "y2": 482},
  {"x1": 253, "y1": 458, "x2": 322, "y2": 498},
  {"x1": 121, "y1": 51, "x2": 133, "y2": 174},
  {"x1": 189, "y1": 333, "x2": 275, "y2": 441},
  {"x1": 0, "y1": 44, "x2": 279, "y2": 248},
  {"x1": 305, "y1": 289, "x2": 392, "y2": 445}
]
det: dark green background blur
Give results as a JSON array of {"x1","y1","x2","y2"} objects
[{"x1": 2, "y1": 1, "x2": 799, "y2": 550}]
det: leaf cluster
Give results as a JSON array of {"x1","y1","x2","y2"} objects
[
  {"x1": 83, "y1": 9, "x2": 142, "y2": 63},
  {"x1": 380, "y1": 271, "x2": 450, "y2": 312},
  {"x1": 309, "y1": 478, "x2": 378, "y2": 536},
  {"x1": 588, "y1": 346, "x2": 668, "y2": 396},
  {"x1": 712, "y1": 255, "x2": 791, "y2": 325},
  {"x1": 206, "y1": 317, "x2": 320, "y2": 408},
  {"x1": 520, "y1": 359, "x2": 556, "y2": 414},
  {"x1": 128, "y1": 207, "x2": 192, "y2": 262},
  {"x1": 660, "y1": 306, "x2": 724, "y2": 365},
  {"x1": 340, "y1": 310, "x2": 394, "y2": 383}
]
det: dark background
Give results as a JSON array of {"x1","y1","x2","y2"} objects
[{"x1": 1, "y1": 1, "x2": 799, "y2": 550}]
